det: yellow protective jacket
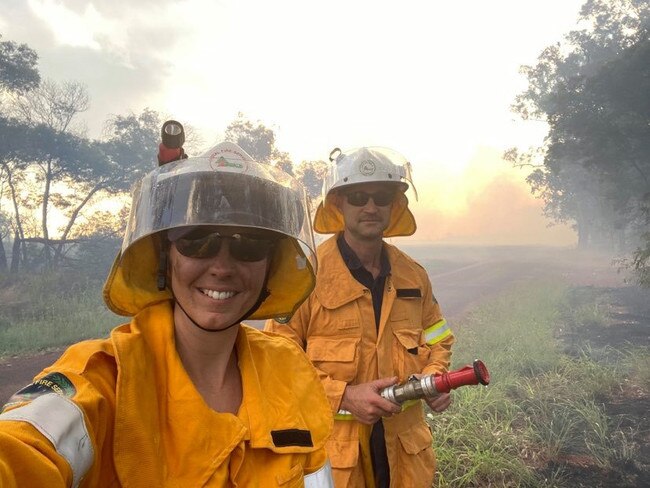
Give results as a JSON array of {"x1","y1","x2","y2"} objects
[
  {"x1": 266, "y1": 235, "x2": 454, "y2": 488},
  {"x1": 0, "y1": 301, "x2": 334, "y2": 487}
]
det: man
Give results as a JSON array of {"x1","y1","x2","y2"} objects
[{"x1": 266, "y1": 146, "x2": 455, "y2": 487}]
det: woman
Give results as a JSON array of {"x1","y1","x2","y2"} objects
[{"x1": 0, "y1": 142, "x2": 334, "y2": 487}]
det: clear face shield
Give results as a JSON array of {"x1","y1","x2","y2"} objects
[{"x1": 123, "y1": 151, "x2": 315, "y2": 262}]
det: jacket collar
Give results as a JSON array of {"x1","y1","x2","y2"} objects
[{"x1": 314, "y1": 235, "x2": 367, "y2": 308}]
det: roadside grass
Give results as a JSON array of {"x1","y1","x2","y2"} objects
[
  {"x1": 430, "y1": 280, "x2": 647, "y2": 487},
  {"x1": 0, "y1": 273, "x2": 122, "y2": 358}
]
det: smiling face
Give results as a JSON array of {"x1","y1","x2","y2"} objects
[
  {"x1": 335, "y1": 182, "x2": 397, "y2": 241},
  {"x1": 168, "y1": 227, "x2": 271, "y2": 331}
]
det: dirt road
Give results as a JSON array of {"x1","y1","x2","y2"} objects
[{"x1": 0, "y1": 245, "x2": 628, "y2": 403}]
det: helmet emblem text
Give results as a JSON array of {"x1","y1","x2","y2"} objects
[{"x1": 359, "y1": 160, "x2": 376, "y2": 176}]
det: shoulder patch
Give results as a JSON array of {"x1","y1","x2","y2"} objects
[{"x1": 2, "y1": 372, "x2": 76, "y2": 413}]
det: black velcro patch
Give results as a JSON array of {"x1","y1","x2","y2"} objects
[
  {"x1": 396, "y1": 288, "x2": 422, "y2": 298},
  {"x1": 271, "y1": 429, "x2": 313, "y2": 447}
]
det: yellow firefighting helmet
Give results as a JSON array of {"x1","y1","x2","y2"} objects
[
  {"x1": 103, "y1": 141, "x2": 316, "y2": 320},
  {"x1": 313, "y1": 146, "x2": 418, "y2": 237}
]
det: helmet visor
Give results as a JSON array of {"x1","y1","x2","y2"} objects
[{"x1": 123, "y1": 154, "x2": 315, "y2": 259}]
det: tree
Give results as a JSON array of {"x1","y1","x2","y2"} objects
[
  {"x1": 4, "y1": 79, "x2": 93, "y2": 268},
  {"x1": 510, "y1": 0, "x2": 650, "y2": 251},
  {"x1": 0, "y1": 35, "x2": 40, "y2": 273},
  {"x1": 0, "y1": 104, "x2": 161, "y2": 273},
  {"x1": 0, "y1": 35, "x2": 40, "y2": 95},
  {"x1": 48, "y1": 108, "x2": 161, "y2": 267},
  {"x1": 295, "y1": 160, "x2": 328, "y2": 202},
  {"x1": 224, "y1": 113, "x2": 277, "y2": 163},
  {"x1": 223, "y1": 113, "x2": 295, "y2": 172}
]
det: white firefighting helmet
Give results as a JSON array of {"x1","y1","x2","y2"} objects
[
  {"x1": 313, "y1": 146, "x2": 418, "y2": 237},
  {"x1": 103, "y1": 141, "x2": 316, "y2": 320}
]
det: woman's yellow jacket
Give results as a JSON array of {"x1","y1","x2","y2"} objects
[{"x1": 0, "y1": 301, "x2": 333, "y2": 487}]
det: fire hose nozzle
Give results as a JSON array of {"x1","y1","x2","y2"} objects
[{"x1": 380, "y1": 359, "x2": 490, "y2": 405}]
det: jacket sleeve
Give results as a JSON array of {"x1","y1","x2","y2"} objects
[
  {"x1": 0, "y1": 416, "x2": 73, "y2": 487},
  {"x1": 0, "y1": 345, "x2": 116, "y2": 488},
  {"x1": 419, "y1": 274, "x2": 455, "y2": 376},
  {"x1": 265, "y1": 299, "x2": 348, "y2": 413}
]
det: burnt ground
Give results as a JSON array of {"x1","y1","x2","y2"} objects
[{"x1": 548, "y1": 285, "x2": 650, "y2": 488}]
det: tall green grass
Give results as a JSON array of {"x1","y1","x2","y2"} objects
[
  {"x1": 0, "y1": 273, "x2": 123, "y2": 357},
  {"x1": 431, "y1": 280, "x2": 646, "y2": 487}
]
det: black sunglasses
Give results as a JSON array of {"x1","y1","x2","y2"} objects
[
  {"x1": 344, "y1": 190, "x2": 396, "y2": 207},
  {"x1": 173, "y1": 229, "x2": 276, "y2": 262}
]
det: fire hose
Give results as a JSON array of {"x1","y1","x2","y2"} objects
[{"x1": 380, "y1": 359, "x2": 490, "y2": 405}]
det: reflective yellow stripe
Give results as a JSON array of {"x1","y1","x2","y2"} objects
[
  {"x1": 334, "y1": 410, "x2": 354, "y2": 420},
  {"x1": 424, "y1": 318, "x2": 452, "y2": 345},
  {"x1": 400, "y1": 399, "x2": 420, "y2": 411}
]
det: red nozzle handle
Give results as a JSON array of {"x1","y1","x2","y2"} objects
[{"x1": 433, "y1": 359, "x2": 490, "y2": 393}]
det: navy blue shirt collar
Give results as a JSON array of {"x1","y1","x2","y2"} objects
[{"x1": 337, "y1": 233, "x2": 391, "y2": 279}]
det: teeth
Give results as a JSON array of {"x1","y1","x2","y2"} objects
[{"x1": 201, "y1": 289, "x2": 236, "y2": 300}]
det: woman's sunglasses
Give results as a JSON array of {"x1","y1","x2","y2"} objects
[
  {"x1": 344, "y1": 190, "x2": 396, "y2": 207},
  {"x1": 173, "y1": 229, "x2": 276, "y2": 262}
]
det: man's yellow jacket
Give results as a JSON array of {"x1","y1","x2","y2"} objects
[
  {"x1": 0, "y1": 301, "x2": 333, "y2": 487},
  {"x1": 266, "y1": 235, "x2": 455, "y2": 488}
]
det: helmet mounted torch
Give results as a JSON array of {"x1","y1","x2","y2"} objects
[
  {"x1": 157, "y1": 119, "x2": 187, "y2": 166},
  {"x1": 381, "y1": 359, "x2": 490, "y2": 405}
]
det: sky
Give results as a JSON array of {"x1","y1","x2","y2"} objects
[{"x1": 0, "y1": 0, "x2": 587, "y2": 246}]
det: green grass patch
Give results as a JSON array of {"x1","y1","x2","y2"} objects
[
  {"x1": 430, "y1": 280, "x2": 646, "y2": 487},
  {"x1": 0, "y1": 273, "x2": 123, "y2": 357}
]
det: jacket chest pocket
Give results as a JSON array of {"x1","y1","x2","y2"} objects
[
  {"x1": 306, "y1": 336, "x2": 360, "y2": 382},
  {"x1": 390, "y1": 324, "x2": 431, "y2": 381}
]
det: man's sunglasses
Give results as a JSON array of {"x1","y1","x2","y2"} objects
[
  {"x1": 173, "y1": 229, "x2": 276, "y2": 262},
  {"x1": 344, "y1": 190, "x2": 396, "y2": 207}
]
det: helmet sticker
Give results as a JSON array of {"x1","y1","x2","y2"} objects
[
  {"x1": 210, "y1": 155, "x2": 245, "y2": 171},
  {"x1": 359, "y1": 160, "x2": 376, "y2": 176},
  {"x1": 1, "y1": 372, "x2": 76, "y2": 413}
]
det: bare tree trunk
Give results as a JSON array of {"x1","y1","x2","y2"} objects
[
  {"x1": 53, "y1": 183, "x2": 103, "y2": 266},
  {"x1": 1, "y1": 162, "x2": 28, "y2": 266},
  {"x1": 0, "y1": 233, "x2": 7, "y2": 273},
  {"x1": 577, "y1": 218, "x2": 592, "y2": 250},
  {"x1": 10, "y1": 230, "x2": 20, "y2": 274},
  {"x1": 42, "y1": 157, "x2": 53, "y2": 269}
]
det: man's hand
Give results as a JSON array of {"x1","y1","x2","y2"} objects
[
  {"x1": 410, "y1": 373, "x2": 452, "y2": 413},
  {"x1": 425, "y1": 392, "x2": 451, "y2": 413},
  {"x1": 340, "y1": 377, "x2": 402, "y2": 425}
]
